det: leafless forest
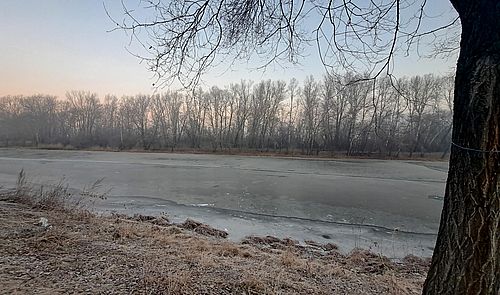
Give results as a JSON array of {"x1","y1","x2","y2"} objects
[{"x1": 1, "y1": 73, "x2": 453, "y2": 157}]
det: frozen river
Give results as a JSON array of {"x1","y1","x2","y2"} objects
[{"x1": 0, "y1": 148, "x2": 448, "y2": 258}]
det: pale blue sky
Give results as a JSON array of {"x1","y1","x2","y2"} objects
[{"x1": 0, "y1": 0, "x2": 459, "y2": 98}]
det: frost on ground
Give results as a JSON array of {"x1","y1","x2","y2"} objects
[{"x1": 0, "y1": 193, "x2": 430, "y2": 295}]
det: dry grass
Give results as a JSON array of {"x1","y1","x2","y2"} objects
[
  {"x1": 0, "y1": 174, "x2": 429, "y2": 294},
  {"x1": 2, "y1": 170, "x2": 105, "y2": 217},
  {"x1": 179, "y1": 218, "x2": 228, "y2": 238}
]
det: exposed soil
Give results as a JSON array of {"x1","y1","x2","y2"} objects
[{"x1": 0, "y1": 197, "x2": 430, "y2": 294}]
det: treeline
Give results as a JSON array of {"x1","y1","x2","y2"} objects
[{"x1": 0, "y1": 73, "x2": 454, "y2": 157}]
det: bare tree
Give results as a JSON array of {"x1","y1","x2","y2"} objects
[
  {"x1": 101, "y1": 94, "x2": 120, "y2": 147},
  {"x1": 229, "y1": 80, "x2": 252, "y2": 149},
  {"x1": 286, "y1": 78, "x2": 299, "y2": 152},
  {"x1": 152, "y1": 92, "x2": 186, "y2": 150},
  {"x1": 66, "y1": 91, "x2": 101, "y2": 146},
  {"x1": 0, "y1": 80, "x2": 453, "y2": 155},
  {"x1": 184, "y1": 88, "x2": 208, "y2": 148},
  {"x1": 319, "y1": 74, "x2": 336, "y2": 153},
  {"x1": 205, "y1": 86, "x2": 227, "y2": 151},
  {"x1": 300, "y1": 76, "x2": 321, "y2": 155},
  {"x1": 371, "y1": 77, "x2": 397, "y2": 154},
  {"x1": 341, "y1": 73, "x2": 371, "y2": 155},
  {"x1": 0, "y1": 96, "x2": 24, "y2": 146},
  {"x1": 17, "y1": 95, "x2": 57, "y2": 147},
  {"x1": 402, "y1": 75, "x2": 440, "y2": 157}
]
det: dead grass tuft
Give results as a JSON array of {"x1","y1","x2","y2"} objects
[
  {"x1": 400, "y1": 254, "x2": 431, "y2": 274},
  {"x1": 242, "y1": 235, "x2": 300, "y2": 252},
  {"x1": 348, "y1": 248, "x2": 394, "y2": 274},
  {"x1": 143, "y1": 267, "x2": 193, "y2": 294},
  {"x1": 132, "y1": 213, "x2": 170, "y2": 226},
  {"x1": 304, "y1": 239, "x2": 339, "y2": 251},
  {"x1": 180, "y1": 218, "x2": 228, "y2": 238},
  {"x1": 28, "y1": 227, "x2": 75, "y2": 252},
  {"x1": 238, "y1": 275, "x2": 267, "y2": 294},
  {"x1": 217, "y1": 242, "x2": 247, "y2": 257},
  {"x1": 281, "y1": 250, "x2": 301, "y2": 267},
  {"x1": 1, "y1": 170, "x2": 106, "y2": 219}
]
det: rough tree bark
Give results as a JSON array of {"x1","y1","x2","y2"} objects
[{"x1": 423, "y1": 1, "x2": 500, "y2": 294}]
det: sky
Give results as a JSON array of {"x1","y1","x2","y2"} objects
[{"x1": 0, "y1": 0, "x2": 459, "y2": 99}]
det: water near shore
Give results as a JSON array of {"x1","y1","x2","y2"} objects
[{"x1": 0, "y1": 148, "x2": 447, "y2": 257}]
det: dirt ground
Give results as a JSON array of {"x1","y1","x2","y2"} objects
[{"x1": 0, "y1": 194, "x2": 431, "y2": 295}]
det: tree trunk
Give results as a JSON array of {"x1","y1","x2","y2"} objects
[{"x1": 423, "y1": 1, "x2": 500, "y2": 294}]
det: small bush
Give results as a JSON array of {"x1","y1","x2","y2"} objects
[{"x1": 1, "y1": 169, "x2": 107, "y2": 214}]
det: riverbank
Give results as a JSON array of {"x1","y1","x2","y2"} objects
[
  {"x1": 1, "y1": 145, "x2": 449, "y2": 162},
  {"x1": 0, "y1": 185, "x2": 429, "y2": 294}
]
